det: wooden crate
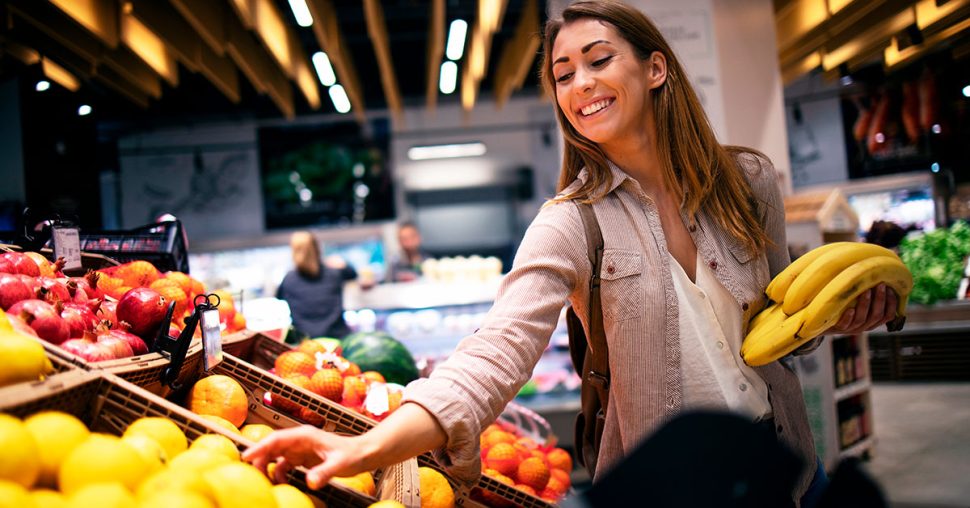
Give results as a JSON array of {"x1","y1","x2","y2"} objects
[{"x1": 0, "y1": 369, "x2": 409, "y2": 508}]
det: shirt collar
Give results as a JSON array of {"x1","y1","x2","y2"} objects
[{"x1": 576, "y1": 159, "x2": 637, "y2": 196}]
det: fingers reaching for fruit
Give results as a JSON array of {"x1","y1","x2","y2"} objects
[
  {"x1": 825, "y1": 283, "x2": 899, "y2": 336},
  {"x1": 242, "y1": 425, "x2": 366, "y2": 490}
]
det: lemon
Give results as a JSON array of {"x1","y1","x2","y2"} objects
[
  {"x1": 202, "y1": 463, "x2": 275, "y2": 508},
  {"x1": 331, "y1": 472, "x2": 375, "y2": 497},
  {"x1": 239, "y1": 424, "x2": 274, "y2": 442},
  {"x1": 0, "y1": 309, "x2": 12, "y2": 331},
  {"x1": 0, "y1": 479, "x2": 36, "y2": 508},
  {"x1": 121, "y1": 434, "x2": 166, "y2": 473},
  {"x1": 135, "y1": 469, "x2": 213, "y2": 502},
  {"x1": 139, "y1": 491, "x2": 214, "y2": 508},
  {"x1": 272, "y1": 484, "x2": 314, "y2": 508},
  {"x1": 58, "y1": 434, "x2": 150, "y2": 494},
  {"x1": 66, "y1": 483, "x2": 136, "y2": 508},
  {"x1": 122, "y1": 417, "x2": 187, "y2": 460},
  {"x1": 23, "y1": 412, "x2": 90, "y2": 488},
  {"x1": 189, "y1": 434, "x2": 240, "y2": 461},
  {"x1": 0, "y1": 414, "x2": 40, "y2": 487},
  {"x1": 167, "y1": 449, "x2": 231, "y2": 473},
  {"x1": 368, "y1": 501, "x2": 406, "y2": 508},
  {"x1": 0, "y1": 330, "x2": 53, "y2": 388},
  {"x1": 30, "y1": 489, "x2": 66, "y2": 508},
  {"x1": 418, "y1": 467, "x2": 455, "y2": 508},
  {"x1": 198, "y1": 415, "x2": 240, "y2": 434}
]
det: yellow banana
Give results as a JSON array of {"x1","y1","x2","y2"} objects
[
  {"x1": 741, "y1": 309, "x2": 808, "y2": 367},
  {"x1": 797, "y1": 256, "x2": 913, "y2": 340},
  {"x1": 765, "y1": 242, "x2": 851, "y2": 302},
  {"x1": 782, "y1": 243, "x2": 900, "y2": 315},
  {"x1": 747, "y1": 302, "x2": 786, "y2": 333}
]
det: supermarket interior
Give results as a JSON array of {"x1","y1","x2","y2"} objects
[{"x1": 0, "y1": 0, "x2": 969, "y2": 507}]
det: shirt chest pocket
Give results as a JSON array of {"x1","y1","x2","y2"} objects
[{"x1": 599, "y1": 249, "x2": 643, "y2": 322}]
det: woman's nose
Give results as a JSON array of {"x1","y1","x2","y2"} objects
[{"x1": 574, "y1": 69, "x2": 594, "y2": 94}]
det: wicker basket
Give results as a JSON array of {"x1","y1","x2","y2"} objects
[{"x1": 0, "y1": 369, "x2": 413, "y2": 507}]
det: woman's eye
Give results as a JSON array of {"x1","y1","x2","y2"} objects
[
  {"x1": 555, "y1": 72, "x2": 573, "y2": 83},
  {"x1": 592, "y1": 56, "x2": 613, "y2": 67}
]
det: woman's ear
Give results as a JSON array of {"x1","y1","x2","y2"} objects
[{"x1": 646, "y1": 51, "x2": 667, "y2": 90}]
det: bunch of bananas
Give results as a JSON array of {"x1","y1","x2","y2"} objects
[{"x1": 741, "y1": 242, "x2": 913, "y2": 366}]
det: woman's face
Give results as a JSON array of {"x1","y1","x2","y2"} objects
[{"x1": 551, "y1": 19, "x2": 656, "y2": 148}]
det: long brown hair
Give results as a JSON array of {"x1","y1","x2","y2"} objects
[
  {"x1": 541, "y1": 1, "x2": 769, "y2": 254},
  {"x1": 291, "y1": 231, "x2": 322, "y2": 278}
]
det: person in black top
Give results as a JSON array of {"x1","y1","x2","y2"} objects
[{"x1": 276, "y1": 231, "x2": 358, "y2": 339}]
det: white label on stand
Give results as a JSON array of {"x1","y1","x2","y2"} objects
[
  {"x1": 202, "y1": 308, "x2": 223, "y2": 370},
  {"x1": 52, "y1": 227, "x2": 82, "y2": 270}
]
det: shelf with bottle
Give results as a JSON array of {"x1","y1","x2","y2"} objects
[
  {"x1": 832, "y1": 333, "x2": 869, "y2": 400},
  {"x1": 837, "y1": 392, "x2": 873, "y2": 453}
]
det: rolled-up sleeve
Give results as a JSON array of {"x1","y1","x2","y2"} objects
[{"x1": 402, "y1": 202, "x2": 586, "y2": 483}]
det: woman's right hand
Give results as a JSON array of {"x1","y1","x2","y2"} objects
[{"x1": 242, "y1": 425, "x2": 372, "y2": 489}]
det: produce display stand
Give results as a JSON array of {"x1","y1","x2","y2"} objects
[
  {"x1": 215, "y1": 331, "x2": 556, "y2": 508},
  {"x1": 0, "y1": 369, "x2": 388, "y2": 508}
]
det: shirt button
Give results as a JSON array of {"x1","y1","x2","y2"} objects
[
  {"x1": 716, "y1": 341, "x2": 724, "y2": 349},
  {"x1": 689, "y1": 224, "x2": 697, "y2": 232},
  {"x1": 742, "y1": 302, "x2": 749, "y2": 311},
  {"x1": 739, "y1": 383, "x2": 748, "y2": 391},
  {"x1": 709, "y1": 260, "x2": 718, "y2": 270},
  {"x1": 776, "y1": 424, "x2": 784, "y2": 433},
  {"x1": 606, "y1": 265, "x2": 615, "y2": 274}
]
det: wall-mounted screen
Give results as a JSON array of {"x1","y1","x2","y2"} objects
[{"x1": 258, "y1": 119, "x2": 395, "y2": 229}]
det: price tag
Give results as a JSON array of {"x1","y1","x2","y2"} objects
[
  {"x1": 201, "y1": 308, "x2": 223, "y2": 370},
  {"x1": 52, "y1": 226, "x2": 82, "y2": 271}
]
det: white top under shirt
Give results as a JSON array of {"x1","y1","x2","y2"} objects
[{"x1": 668, "y1": 252, "x2": 772, "y2": 420}]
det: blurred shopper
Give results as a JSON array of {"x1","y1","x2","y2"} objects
[
  {"x1": 386, "y1": 221, "x2": 430, "y2": 283},
  {"x1": 276, "y1": 231, "x2": 358, "y2": 339},
  {"x1": 245, "y1": 3, "x2": 899, "y2": 506}
]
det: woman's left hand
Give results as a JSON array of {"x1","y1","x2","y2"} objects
[{"x1": 824, "y1": 283, "x2": 898, "y2": 336}]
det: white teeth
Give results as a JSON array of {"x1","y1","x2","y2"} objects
[{"x1": 581, "y1": 99, "x2": 612, "y2": 116}]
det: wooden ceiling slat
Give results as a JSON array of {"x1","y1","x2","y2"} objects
[
  {"x1": 225, "y1": 18, "x2": 294, "y2": 118},
  {"x1": 47, "y1": 0, "x2": 119, "y2": 49},
  {"x1": 198, "y1": 42, "x2": 241, "y2": 104},
  {"x1": 168, "y1": 0, "x2": 227, "y2": 56},
  {"x1": 363, "y1": 0, "x2": 403, "y2": 122},
  {"x1": 93, "y1": 64, "x2": 153, "y2": 109},
  {"x1": 494, "y1": 0, "x2": 539, "y2": 109},
  {"x1": 425, "y1": 0, "x2": 445, "y2": 112},
  {"x1": 306, "y1": 0, "x2": 367, "y2": 122},
  {"x1": 127, "y1": 0, "x2": 202, "y2": 73},
  {"x1": 6, "y1": 1, "x2": 104, "y2": 65},
  {"x1": 101, "y1": 48, "x2": 164, "y2": 99}
]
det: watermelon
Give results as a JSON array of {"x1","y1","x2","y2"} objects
[{"x1": 341, "y1": 331, "x2": 420, "y2": 386}]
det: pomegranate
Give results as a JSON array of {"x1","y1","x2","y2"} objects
[
  {"x1": 0, "y1": 257, "x2": 15, "y2": 274},
  {"x1": 37, "y1": 278, "x2": 71, "y2": 305},
  {"x1": 100, "y1": 328, "x2": 148, "y2": 356},
  {"x1": 116, "y1": 287, "x2": 168, "y2": 338},
  {"x1": 17, "y1": 275, "x2": 40, "y2": 295},
  {"x1": 1, "y1": 252, "x2": 40, "y2": 277},
  {"x1": 0, "y1": 273, "x2": 32, "y2": 310},
  {"x1": 81, "y1": 272, "x2": 104, "y2": 299},
  {"x1": 60, "y1": 337, "x2": 115, "y2": 362},
  {"x1": 7, "y1": 299, "x2": 70, "y2": 344},
  {"x1": 96, "y1": 334, "x2": 134, "y2": 359},
  {"x1": 98, "y1": 300, "x2": 118, "y2": 328},
  {"x1": 61, "y1": 303, "x2": 99, "y2": 338},
  {"x1": 8, "y1": 315, "x2": 38, "y2": 337},
  {"x1": 65, "y1": 279, "x2": 89, "y2": 304}
]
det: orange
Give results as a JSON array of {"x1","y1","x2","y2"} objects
[
  {"x1": 188, "y1": 375, "x2": 249, "y2": 428},
  {"x1": 0, "y1": 480, "x2": 33, "y2": 508},
  {"x1": 361, "y1": 371, "x2": 385, "y2": 384},
  {"x1": 544, "y1": 472, "x2": 569, "y2": 498},
  {"x1": 514, "y1": 484, "x2": 537, "y2": 496},
  {"x1": 417, "y1": 467, "x2": 454, "y2": 508},
  {"x1": 164, "y1": 271, "x2": 194, "y2": 296},
  {"x1": 308, "y1": 368, "x2": 343, "y2": 401},
  {"x1": 24, "y1": 411, "x2": 90, "y2": 487},
  {"x1": 31, "y1": 489, "x2": 67, "y2": 508},
  {"x1": 271, "y1": 484, "x2": 314, "y2": 508},
  {"x1": 515, "y1": 457, "x2": 549, "y2": 491},
  {"x1": 154, "y1": 285, "x2": 188, "y2": 319},
  {"x1": 116, "y1": 261, "x2": 160, "y2": 288},
  {"x1": 210, "y1": 290, "x2": 236, "y2": 324},
  {"x1": 549, "y1": 467, "x2": 570, "y2": 488},
  {"x1": 341, "y1": 376, "x2": 367, "y2": 408},
  {"x1": 202, "y1": 463, "x2": 275, "y2": 508},
  {"x1": 297, "y1": 407, "x2": 326, "y2": 426},
  {"x1": 387, "y1": 390, "x2": 402, "y2": 414},
  {"x1": 481, "y1": 430, "x2": 516, "y2": 449},
  {"x1": 539, "y1": 487, "x2": 563, "y2": 502},
  {"x1": 296, "y1": 340, "x2": 328, "y2": 356},
  {"x1": 545, "y1": 447, "x2": 573, "y2": 472},
  {"x1": 189, "y1": 434, "x2": 240, "y2": 461},
  {"x1": 484, "y1": 443, "x2": 519, "y2": 477},
  {"x1": 66, "y1": 482, "x2": 136, "y2": 508},
  {"x1": 275, "y1": 351, "x2": 317, "y2": 378},
  {"x1": 342, "y1": 362, "x2": 361, "y2": 377},
  {"x1": 230, "y1": 313, "x2": 246, "y2": 332}
]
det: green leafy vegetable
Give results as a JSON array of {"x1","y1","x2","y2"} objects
[{"x1": 899, "y1": 221, "x2": 970, "y2": 304}]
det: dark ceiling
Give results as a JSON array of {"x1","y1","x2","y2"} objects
[{"x1": 0, "y1": 0, "x2": 549, "y2": 127}]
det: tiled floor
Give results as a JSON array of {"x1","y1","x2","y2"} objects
[{"x1": 864, "y1": 383, "x2": 970, "y2": 508}]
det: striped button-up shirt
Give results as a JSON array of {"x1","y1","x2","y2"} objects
[{"x1": 403, "y1": 152, "x2": 818, "y2": 503}]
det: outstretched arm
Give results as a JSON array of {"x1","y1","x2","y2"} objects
[{"x1": 242, "y1": 402, "x2": 446, "y2": 489}]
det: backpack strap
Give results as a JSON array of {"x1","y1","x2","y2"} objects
[{"x1": 576, "y1": 202, "x2": 610, "y2": 395}]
